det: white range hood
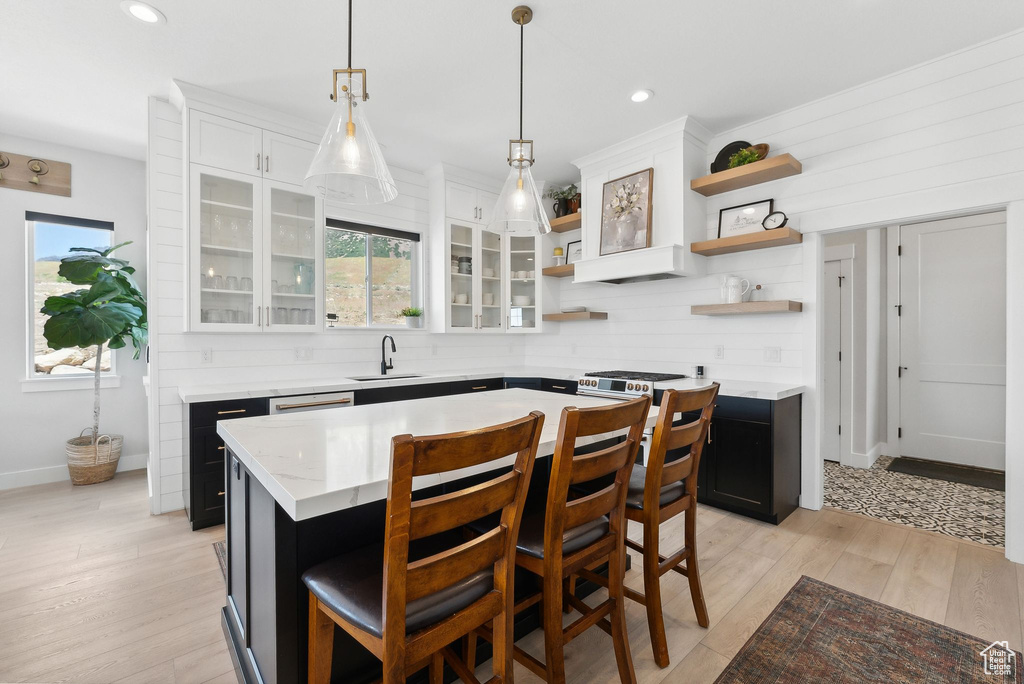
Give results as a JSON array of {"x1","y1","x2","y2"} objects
[{"x1": 571, "y1": 116, "x2": 710, "y2": 284}]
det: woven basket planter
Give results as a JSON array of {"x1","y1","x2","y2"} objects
[{"x1": 66, "y1": 432, "x2": 123, "y2": 486}]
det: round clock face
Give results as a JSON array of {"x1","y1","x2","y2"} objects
[{"x1": 763, "y1": 210, "x2": 788, "y2": 230}]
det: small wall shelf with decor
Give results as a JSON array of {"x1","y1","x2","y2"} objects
[
  {"x1": 542, "y1": 263, "x2": 575, "y2": 278},
  {"x1": 550, "y1": 213, "x2": 581, "y2": 233},
  {"x1": 543, "y1": 311, "x2": 608, "y2": 322},
  {"x1": 690, "y1": 154, "x2": 802, "y2": 197},
  {"x1": 691, "y1": 227, "x2": 803, "y2": 256},
  {"x1": 691, "y1": 301, "x2": 802, "y2": 316}
]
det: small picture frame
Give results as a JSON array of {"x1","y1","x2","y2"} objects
[
  {"x1": 718, "y1": 199, "x2": 774, "y2": 239},
  {"x1": 566, "y1": 239, "x2": 583, "y2": 264}
]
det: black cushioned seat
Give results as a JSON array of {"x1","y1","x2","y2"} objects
[
  {"x1": 624, "y1": 464, "x2": 686, "y2": 510},
  {"x1": 468, "y1": 509, "x2": 609, "y2": 560},
  {"x1": 302, "y1": 540, "x2": 493, "y2": 638}
]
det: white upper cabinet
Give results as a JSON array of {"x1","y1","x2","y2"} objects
[
  {"x1": 445, "y1": 182, "x2": 497, "y2": 224},
  {"x1": 189, "y1": 110, "x2": 263, "y2": 176},
  {"x1": 262, "y1": 131, "x2": 318, "y2": 186}
]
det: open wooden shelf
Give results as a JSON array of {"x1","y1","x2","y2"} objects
[
  {"x1": 542, "y1": 311, "x2": 608, "y2": 322},
  {"x1": 690, "y1": 154, "x2": 802, "y2": 197},
  {"x1": 542, "y1": 263, "x2": 575, "y2": 278},
  {"x1": 691, "y1": 300, "x2": 802, "y2": 316},
  {"x1": 691, "y1": 227, "x2": 803, "y2": 256},
  {"x1": 550, "y1": 213, "x2": 581, "y2": 233}
]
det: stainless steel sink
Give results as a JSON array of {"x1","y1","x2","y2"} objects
[{"x1": 349, "y1": 374, "x2": 424, "y2": 381}]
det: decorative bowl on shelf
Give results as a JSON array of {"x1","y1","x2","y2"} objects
[{"x1": 511, "y1": 295, "x2": 532, "y2": 306}]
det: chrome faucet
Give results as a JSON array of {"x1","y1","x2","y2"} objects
[{"x1": 380, "y1": 335, "x2": 396, "y2": 375}]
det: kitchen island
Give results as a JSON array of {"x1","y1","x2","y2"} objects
[{"x1": 217, "y1": 388, "x2": 660, "y2": 684}]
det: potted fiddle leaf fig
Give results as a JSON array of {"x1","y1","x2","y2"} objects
[{"x1": 40, "y1": 241, "x2": 147, "y2": 485}]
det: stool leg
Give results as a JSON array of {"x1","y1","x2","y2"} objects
[
  {"x1": 308, "y1": 594, "x2": 334, "y2": 684},
  {"x1": 463, "y1": 630, "x2": 478, "y2": 674},
  {"x1": 642, "y1": 516, "x2": 670, "y2": 668},
  {"x1": 542, "y1": 574, "x2": 567, "y2": 682},
  {"x1": 686, "y1": 505, "x2": 709, "y2": 628},
  {"x1": 608, "y1": 542, "x2": 637, "y2": 684},
  {"x1": 429, "y1": 651, "x2": 443, "y2": 684}
]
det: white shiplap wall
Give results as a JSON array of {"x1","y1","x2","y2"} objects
[{"x1": 146, "y1": 98, "x2": 524, "y2": 514}]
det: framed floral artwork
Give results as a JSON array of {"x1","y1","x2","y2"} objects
[{"x1": 600, "y1": 168, "x2": 653, "y2": 256}]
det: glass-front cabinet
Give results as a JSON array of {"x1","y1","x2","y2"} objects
[
  {"x1": 445, "y1": 222, "x2": 504, "y2": 333},
  {"x1": 507, "y1": 234, "x2": 540, "y2": 332},
  {"x1": 189, "y1": 165, "x2": 322, "y2": 332}
]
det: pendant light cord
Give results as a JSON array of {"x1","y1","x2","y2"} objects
[
  {"x1": 519, "y1": 19, "x2": 524, "y2": 142},
  {"x1": 347, "y1": 0, "x2": 353, "y2": 70}
]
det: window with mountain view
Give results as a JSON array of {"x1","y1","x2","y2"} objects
[
  {"x1": 28, "y1": 213, "x2": 115, "y2": 377},
  {"x1": 324, "y1": 220, "x2": 421, "y2": 327}
]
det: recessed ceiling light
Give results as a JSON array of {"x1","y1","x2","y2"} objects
[
  {"x1": 121, "y1": 1, "x2": 166, "y2": 24},
  {"x1": 630, "y1": 89, "x2": 653, "y2": 103}
]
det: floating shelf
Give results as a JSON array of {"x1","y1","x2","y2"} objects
[
  {"x1": 690, "y1": 154, "x2": 802, "y2": 197},
  {"x1": 542, "y1": 263, "x2": 575, "y2": 278},
  {"x1": 543, "y1": 311, "x2": 608, "y2": 321},
  {"x1": 550, "y1": 213, "x2": 581, "y2": 233},
  {"x1": 691, "y1": 300, "x2": 802, "y2": 316},
  {"x1": 691, "y1": 227, "x2": 803, "y2": 256}
]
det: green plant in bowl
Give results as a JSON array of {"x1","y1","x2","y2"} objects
[{"x1": 728, "y1": 147, "x2": 762, "y2": 169}]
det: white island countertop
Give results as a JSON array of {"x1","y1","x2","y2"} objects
[
  {"x1": 180, "y1": 366, "x2": 802, "y2": 403},
  {"x1": 217, "y1": 388, "x2": 661, "y2": 522}
]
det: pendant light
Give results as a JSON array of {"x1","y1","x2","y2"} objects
[
  {"x1": 487, "y1": 6, "x2": 551, "y2": 236},
  {"x1": 305, "y1": 0, "x2": 398, "y2": 205}
]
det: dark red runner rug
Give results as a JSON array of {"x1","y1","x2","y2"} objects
[{"x1": 715, "y1": 576, "x2": 1021, "y2": 683}]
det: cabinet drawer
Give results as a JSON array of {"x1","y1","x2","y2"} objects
[
  {"x1": 197, "y1": 470, "x2": 226, "y2": 516},
  {"x1": 355, "y1": 382, "x2": 451, "y2": 406},
  {"x1": 504, "y1": 377, "x2": 542, "y2": 390},
  {"x1": 191, "y1": 398, "x2": 269, "y2": 429},
  {"x1": 449, "y1": 378, "x2": 504, "y2": 395},
  {"x1": 541, "y1": 378, "x2": 577, "y2": 395},
  {"x1": 193, "y1": 426, "x2": 227, "y2": 472}
]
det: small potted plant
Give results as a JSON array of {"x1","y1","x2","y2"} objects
[
  {"x1": 545, "y1": 183, "x2": 579, "y2": 218},
  {"x1": 401, "y1": 307, "x2": 423, "y2": 328},
  {"x1": 40, "y1": 242, "x2": 147, "y2": 485}
]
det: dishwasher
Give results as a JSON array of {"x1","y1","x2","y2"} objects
[{"x1": 269, "y1": 391, "x2": 355, "y2": 414}]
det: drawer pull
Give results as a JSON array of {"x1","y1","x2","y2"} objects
[
  {"x1": 551, "y1": 385, "x2": 567, "y2": 390},
  {"x1": 275, "y1": 398, "x2": 352, "y2": 411},
  {"x1": 217, "y1": 409, "x2": 247, "y2": 415},
  {"x1": 217, "y1": 446, "x2": 225, "y2": 451},
  {"x1": 217, "y1": 491, "x2": 225, "y2": 496},
  {"x1": 471, "y1": 385, "x2": 488, "y2": 390}
]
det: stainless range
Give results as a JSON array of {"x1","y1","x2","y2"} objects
[{"x1": 576, "y1": 370, "x2": 689, "y2": 400}]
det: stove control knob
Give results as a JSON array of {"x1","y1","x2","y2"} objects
[
  {"x1": 643, "y1": 384, "x2": 649, "y2": 392},
  {"x1": 627, "y1": 383, "x2": 634, "y2": 391}
]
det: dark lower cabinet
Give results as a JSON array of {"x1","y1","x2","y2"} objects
[
  {"x1": 687, "y1": 394, "x2": 800, "y2": 525},
  {"x1": 448, "y1": 377, "x2": 505, "y2": 395},
  {"x1": 353, "y1": 381, "x2": 452, "y2": 406},
  {"x1": 541, "y1": 378, "x2": 578, "y2": 395},
  {"x1": 185, "y1": 397, "x2": 268, "y2": 530}
]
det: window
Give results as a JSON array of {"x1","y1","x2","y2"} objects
[
  {"x1": 27, "y1": 212, "x2": 115, "y2": 377},
  {"x1": 324, "y1": 219, "x2": 421, "y2": 327}
]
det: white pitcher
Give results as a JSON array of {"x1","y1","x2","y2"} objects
[{"x1": 723, "y1": 275, "x2": 750, "y2": 303}]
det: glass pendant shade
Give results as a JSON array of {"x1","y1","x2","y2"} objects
[
  {"x1": 305, "y1": 79, "x2": 398, "y2": 205},
  {"x1": 489, "y1": 143, "x2": 551, "y2": 235}
]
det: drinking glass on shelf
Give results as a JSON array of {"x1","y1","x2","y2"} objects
[
  {"x1": 201, "y1": 273, "x2": 210, "y2": 288},
  {"x1": 244, "y1": 218, "x2": 253, "y2": 243},
  {"x1": 208, "y1": 309, "x2": 223, "y2": 323},
  {"x1": 229, "y1": 217, "x2": 242, "y2": 247},
  {"x1": 284, "y1": 226, "x2": 298, "y2": 253},
  {"x1": 275, "y1": 307, "x2": 288, "y2": 323},
  {"x1": 302, "y1": 226, "x2": 314, "y2": 255},
  {"x1": 271, "y1": 279, "x2": 279, "y2": 293},
  {"x1": 224, "y1": 309, "x2": 237, "y2": 324},
  {"x1": 303, "y1": 309, "x2": 315, "y2": 325},
  {"x1": 212, "y1": 214, "x2": 225, "y2": 244},
  {"x1": 275, "y1": 223, "x2": 288, "y2": 251},
  {"x1": 289, "y1": 308, "x2": 302, "y2": 325},
  {"x1": 241, "y1": 277, "x2": 253, "y2": 292},
  {"x1": 200, "y1": 214, "x2": 211, "y2": 243},
  {"x1": 225, "y1": 276, "x2": 239, "y2": 291},
  {"x1": 212, "y1": 275, "x2": 224, "y2": 290}
]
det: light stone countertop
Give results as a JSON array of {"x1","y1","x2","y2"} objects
[
  {"x1": 179, "y1": 366, "x2": 803, "y2": 403},
  {"x1": 217, "y1": 388, "x2": 661, "y2": 521}
]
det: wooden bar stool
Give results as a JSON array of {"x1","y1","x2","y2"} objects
[
  {"x1": 622, "y1": 384, "x2": 718, "y2": 668},
  {"x1": 470, "y1": 395, "x2": 651, "y2": 683},
  {"x1": 303, "y1": 411, "x2": 545, "y2": 684}
]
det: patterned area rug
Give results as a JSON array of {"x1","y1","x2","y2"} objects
[
  {"x1": 825, "y1": 456, "x2": 1004, "y2": 547},
  {"x1": 214, "y1": 540, "x2": 226, "y2": 581},
  {"x1": 715, "y1": 576, "x2": 1022, "y2": 683}
]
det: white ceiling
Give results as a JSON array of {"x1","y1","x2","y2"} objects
[{"x1": 5, "y1": 1, "x2": 1024, "y2": 183}]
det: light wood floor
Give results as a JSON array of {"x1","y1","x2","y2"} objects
[{"x1": 1, "y1": 471, "x2": 1021, "y2": 683}]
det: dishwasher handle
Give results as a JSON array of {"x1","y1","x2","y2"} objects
[{"x1": 274, "y1": 398, "x2": 352, "y2": 411}]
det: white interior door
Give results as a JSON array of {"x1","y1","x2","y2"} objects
[
  {"x1": 898, "y1": 212, "x2": 1006, "y2": 469},
  {"x1": 823, "y1": 258, "x2": 851, "y2": 463}
]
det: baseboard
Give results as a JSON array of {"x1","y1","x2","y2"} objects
[
  {"x1": 848, "y1": 442, "x2": 884, "y2": 469},
  {"x1": 0, "y1": 452, "x2": 148, "y2": 491}
]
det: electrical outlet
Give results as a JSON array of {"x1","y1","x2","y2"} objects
[
  {"x1": 201, "y1": 348, "x2": 213, "y2": 364},
  {"x1": 714, "y1": 345, "x2": 724, "y2": 360},
  {"x1": 764, "y1": 346, "x2": 782, "y2": 363},
  {"x1": 294, "y1": 347, "x2": 312, "y2": 361}
]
